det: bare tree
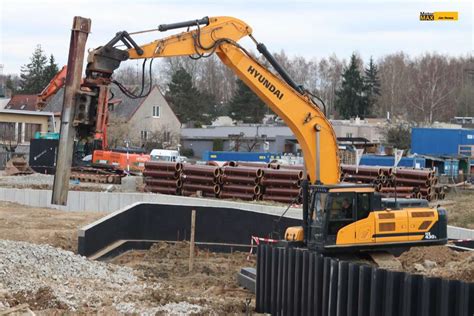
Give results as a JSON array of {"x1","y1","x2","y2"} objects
[
  {"x1": 405, "y1": 54, "x2": 459, "y2": 123},
  {"x1": 107, "y1": 117, "x2": 135, "y2": 149},
  {"x1": 378, "y1": 52, "x2": 411, "y2": 119}
]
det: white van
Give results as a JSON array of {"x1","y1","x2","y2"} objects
[{"x1": 150, "y1": 149, "x2": 185, "y2": 162}]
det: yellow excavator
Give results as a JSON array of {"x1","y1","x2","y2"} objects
[{"x1": 79, "y1": 16, "x2": 447, "y2": 253}]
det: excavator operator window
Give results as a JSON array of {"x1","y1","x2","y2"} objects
[
  {"x1": 311, "y1": 192, "x2": 327, "y2": 223},
  {"x1": 326, "y1": 192, "x2": 355, "y2": 236},
  {"x1": 328, "y1": 193, "x2": 354, "y2": 220},
  {"x1": 356, "y1": 193, "x2": 371, "y2": 220}
]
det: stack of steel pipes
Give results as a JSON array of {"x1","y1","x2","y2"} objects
[
  {"x1": 260, "y1": 168, "x2": 304, "y2": 203},
  {"x1": 341, "y1": 164, "x2": 442, "y2": 201},
  {"x1": 181, "y1": 164, "x2": 222, "y2": 197},
  {"x1": 143, "y1": 161, "x2": 183, "y2": 195},
  {"x1": 219, "y1": 166, "x2": 264, "y2": 200}
]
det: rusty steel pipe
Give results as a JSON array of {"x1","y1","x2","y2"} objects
[
  {"x1": 260, "y1": 178, "x2": 301, "y2": 188},
  {"x1": 145, "y1": 178, "x2": 182, "y2": 188},
  {"x1": 222, "y1": 166, "x2": 264, "y2": 178},
  {"x1": 182, "y1": 174, "x2": 218, "y2": 184},
  {"x1": 343, "y1": 174, "x2": 378, "y2": 182},
  {"x1": 220, "y1": 174, "x2": 259, "y2": 185},
  {"x1": 278, "y1": 164, "x2": 304, "y2": 170},
  {"x1": 262, "y1": 169, "x2": 304, "y2": 180},
  {"x1": 379, "y1": 186, "x2": 415, "y2": 193},
  {"x1": 237, "y1": 162, "x2": 269, "y2": 168},
  {"x1": 182, "y1": 190, "x2": 216, "y2": 198},
  {"x1": 341, "y1": 165, "x2": 384, "y2": 177},
  {"x1": 394, "y1": 169, "x2": 434, "y2": 180},
  {"x1": 145, "y1": 161, "x2": 183, "y2": 172},
  {"x1": 182, "y1": 164, "x2": 220, "y2": 177},
  {"x1": 182, "y1": 183, "x2": 217, "y2": 193},
  {"x1": 380, "y1": 193, "x2": 413, "y2": 199},
  {"x1": 267, "y1": 162, "x2": 280, "y2": 170},
  {"x1": 419, "y1": 187, "x2": 433, "y2": 195},
  {"x1": 221, "y1": 184, "x2": 260, "y2": 195},
  {"x1": 143, "y1": 170, "x2": 180, "y2": 179},
  {"x1": 264, "y1": 187, "x2": 302, "y2": 196},
  {"x1": 145, "y1": 185, "x2": 180, "y2": 195},
  {"x1": 394, "y1": 178, "x2": 431, "y2": 187},
  {"x1": 223, "y1": 161, "x2": 238, "y2": 167},
  {"x1": 219, "y1": 191, "x2": 255, "y2": 200},
  {"x1": 374, "y1": 183, "x2": 383, "y2": 191}
]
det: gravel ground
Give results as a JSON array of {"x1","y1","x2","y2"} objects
[{"x1": 0, "y1": 239, "x2": 210, "y2": 314}]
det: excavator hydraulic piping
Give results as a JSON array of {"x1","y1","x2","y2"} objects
[
  {"x1": 105, "y1": 31, "x2": 143, "y2": 56},
  {"x1": 301, "y1": 179, "x2": 309, "y2": 243},
  {"x1": 255, "y1": 42, "x2": 304, "y2": 94},
  {"x1": 158, "y1": 16, "x2": 210, "y2": 32}
]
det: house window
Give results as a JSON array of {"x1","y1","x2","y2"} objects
[
  {"x1": 25, "y1": 123, "x2": 41, "y2": 142},
  {"x1": 164, "y1": 131, "x2": 171, "y2": 142},
  {"x1": 141, "y1": 130, "x2": 149, "y2": 140},
  {"x1": 152, "y1": 106, "x2": 160, "y2": 118},
  {"x1": 0, "y1": 122, "x2": 15, "y2": 142}
]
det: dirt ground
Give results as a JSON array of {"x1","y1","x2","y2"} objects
[
  {"x1": 441, "y1": 190, "x2": 474, "y2": 229},
  {"x1": 0, "y1": 195, "x2": 473, "y2": 313},
  {"x1": 110, "y1": 242, "x2": 255, "y2": 314},
  {"x1": 0, "y1": 201, "x2": 103, "y2": 252},
  {"x1": 0, "y1": 201, "x2": 256, "y2": 314},
  {"x1": 398, "y1": 246, "x2": 474, "y2": 282}
]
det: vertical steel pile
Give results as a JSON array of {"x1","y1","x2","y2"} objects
[
  {"x1": 143, "y1": 161, "x2": 183, "y2": 195},
  {"x1": 260, "y1": 169, "x2": 304, "y2": 203},
  {"x1": 341, "y1": 164, "x2": 442, "y2": 201},
  {"x1": 181, "y1": 164, "x2": 222, "y2": 197},
  {"x1": 219, "y1": 166, "x2": 264, "y2": 200}
]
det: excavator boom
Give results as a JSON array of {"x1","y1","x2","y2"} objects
[{"x1": 85, "y1": 16, "x2": 340, "y2": 184}]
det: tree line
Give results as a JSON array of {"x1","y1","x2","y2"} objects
[
  {"x1": 116, "y1": 51, "x2": 472, "y2": 125},
  {"x1": 2, "y1": 45, "x2": 59, "y2": 96},
  {"x1": 4, "y1": 45, "x2": 473, "y2": 126}
]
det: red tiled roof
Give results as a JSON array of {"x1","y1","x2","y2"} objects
[{"x1": 5, "y1": 95, "x2": 38, "y2": 111}]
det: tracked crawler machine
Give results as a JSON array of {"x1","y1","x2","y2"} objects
[{"x1": 53, "y1": 16, "x2": 447, "y2": 252}]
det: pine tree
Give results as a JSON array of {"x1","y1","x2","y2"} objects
[
  {"x1": 364, "y1": 56, "x2": 381, "y2": 115},
  {"x1": 166, "y1": 67, "x2": 217, "y2": 126},
  {"x1": 19, "y1": 45, "x2": 48, "y2": 94},
  {"x1": 228, "y1": 79, "x2": 266, "y2": 123},
  {"x1": 335, "y1": 53, "x2": 369, "y2": 118},
  {"x1": 44, "y1": 55, "x2": 59, "y2": 83}
]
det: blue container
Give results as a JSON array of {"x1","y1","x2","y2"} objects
[
  {"x1": 411, "y1": 128, "x2": 474, "y2": 156},
  {"x1": 203, "y1": 151, "x2": 280, "y2": 162},
  {"x1": 443, "y1": 159, "x2": 459, "y2": 176},
  {"x1": 360, "y1": 155, "x2": 426, "y2": 168}
]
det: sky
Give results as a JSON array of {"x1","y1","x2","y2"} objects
[{"x1": 0, "y1": 0, "x2": 472, "y2": 74}]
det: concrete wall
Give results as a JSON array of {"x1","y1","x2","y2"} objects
[
  {"x1": 0, "y1": 187, "x2": 472, "y2": 240},
  {"x1": 0, "y1": 187, "x2": 300, "y2": 218}
]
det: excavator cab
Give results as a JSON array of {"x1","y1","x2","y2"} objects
[
  {"x1": 284, "y1": 183, "x2": 447, "y2": 253},
  {"x1": 305, "y1": 185, "x2": 382, "y2": 252}
]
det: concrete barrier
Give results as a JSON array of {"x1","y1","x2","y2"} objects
[
  {"x1": 0, "y1": 187, "x2": 472, "y2": 240},
  {"x1": 0, "y1": 187, "x2": 301, "y2": 218}
]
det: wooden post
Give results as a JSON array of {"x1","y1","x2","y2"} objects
[{"x1": 189, "y1": 209, "x2": 196, "y2": 272}]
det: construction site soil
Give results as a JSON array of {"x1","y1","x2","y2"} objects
[{"x1": 0, "y1": 194, "x2": 473, "y2": 313}]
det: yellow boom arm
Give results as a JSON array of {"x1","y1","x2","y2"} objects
[{"x1": 90, "y1": 16, "x2": 340, "y2": 184}]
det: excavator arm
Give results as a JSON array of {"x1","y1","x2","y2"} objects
[
  {"x1": 85, "y1": 16, "x2": 339, "y2": 184},
  {"x1": 37, "y1": 65, "x2": 68, "y2": 110}
]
